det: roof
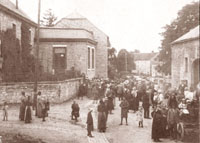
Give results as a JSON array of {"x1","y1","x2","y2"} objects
[
  {"x1": 54, "y1": 11, "x2": 109, "y2": 39},
  {"x1": 172, "y1": 25, "x2": 199, "y2": 44},
  {"x1": 133, "y1": 53, "x2": 158, "y2": 61},
  {"x1": 39, "y1": 27, "x2": 97, "y2": 44},
  {"x1": 64, "y1": 11, "x2": 86, "y2": 19},
  {"x1": 0, "y1": 0, "x2": 36, "y2": 26}
]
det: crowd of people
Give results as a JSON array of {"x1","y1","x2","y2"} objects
[
  {"x1": 75, "y1": 76, "x2": 199, "y2": 142},
  {"x1": 1, "y1": 75, "x2": 199, "y2": 142}
]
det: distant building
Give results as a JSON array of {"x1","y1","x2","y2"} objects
[
  {"x1": 171, "y1": 26, "x2": 199, "y2": 89},
  {"x1": 39, "y1": 12, "x2": 110, "y2": 79},
  {"x1": 132, "y1": 52, "x2": 159, "y2": 76}
]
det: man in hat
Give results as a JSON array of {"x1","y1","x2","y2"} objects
[{"x1": 86, "y1": 108, "x2": 94, "y2": 137}]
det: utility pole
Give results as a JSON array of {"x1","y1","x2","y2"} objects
[{"x1": 33, "y1": 0, "x2": 41, "y2": 112}]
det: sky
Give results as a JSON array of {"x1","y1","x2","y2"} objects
[{"x1": 11, "y1": 0, "x2": 198, "y2": 53}]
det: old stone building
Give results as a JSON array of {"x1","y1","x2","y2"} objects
[
  {"x1": 39, "y1": 12, "x2": 110, "y2": 79},
  {"x1": 0, "y1": 0, "x2": 37, "y2": 80},
  {"x1": 132, "y1": 52, "x2": 159, "y2": 76},
  {"x1": 171, "y1": 25, "x2": 199, "y2": 89},
  {"x1": 0, "y1": 0, "x2": 36, "y2": 45}
]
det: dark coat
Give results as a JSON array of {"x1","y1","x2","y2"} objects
[
  {"x1": 71, "y1": 103, "x2": 80, "y2": 117},
  {"x1": 79, "y1": 84, "x2": 86, "y2": 97},
  {"x1": 120, "y1": 99, "x2": 129, "y2": 118},
  {"x1": 97, "y1": 104, "x2": 106, "y2": 130},
  {"x1": 151, "y1": 110, "x2": 163, "y2": 139},
  {"x1": 142, "y1": 94, "x2": 150, "y2": 109},
  {"x1": 87, "y1": 111, "x2": 94, "y2": 131}
]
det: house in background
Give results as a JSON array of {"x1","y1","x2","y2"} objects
[
  {"x1": 39, "y1": 12, "x2": 110, "y2": 79},
  {"x1": 171, "y1": 25, "x2": 199, "y2": 89},
  {"x1": 132, "y1": 52, "x2": 160, "y2": 76}
]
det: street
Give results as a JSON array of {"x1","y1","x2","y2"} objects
[{"x1": 0, "y1": 97, "x2": 181, "y2": 143}]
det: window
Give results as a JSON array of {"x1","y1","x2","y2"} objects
[
  {"x1": 185, "y1": 57, "x2": 188, "y2": 72},
  {"x1": 88, "y1": 47, "x2": 95, "y2": 69},
  {"x1": 29, "y1": 29, "x2": 31, "y2": 43},
  {"x1": 12, "y1": 24, "x2": 16, "y2": 36},
  {"x1": 92, "y1": 48, "x2": 94, "y2": 68},
  {"x1": 88, "y1": 47, "x2": 90, "y2": 69}
]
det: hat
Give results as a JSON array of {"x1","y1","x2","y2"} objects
[{"x1": 88, "y1": 107, "x2": 93, "y2": 111}]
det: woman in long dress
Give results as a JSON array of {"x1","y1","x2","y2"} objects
[
  {"x1": 19, "y1": 92, "x2": 26, "y2": 121},
  {"x1": 37, "y1": 92, "x2": 43, "y2": 118},
  {"x1": 151, "y1": 105, "x2": 163, "y2": 142},
  {"x1": 97, "y1": 100, "x2": 107, "y2": 132},
  {"x1": 24, "y1": 95, "x2": 32, "y2": 123}
]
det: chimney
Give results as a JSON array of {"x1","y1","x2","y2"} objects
[{"x1": 16, "y1": 0, "x2": 18, "y2": 9}]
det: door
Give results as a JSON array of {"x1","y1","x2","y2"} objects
[{"x1": 53, "y1": 47, "x2": 66, "y2": 74}]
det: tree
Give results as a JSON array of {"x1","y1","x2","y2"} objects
[
  {"x1": 157, "y1": 1, "x2": 199, "y2": 75},
  {"x1": 41, "y1": 9, "x2": 57, "y2": 27},
  {"x1": 108, "y1": 47, "x2": 118, "y2": 79},
  {"x1": 21, "y1": 22, "x2": 36, "y2": 81},
  {"x1": 1, "y1": 29, "x2": 22, "y2": 81},
  {"x1": 117, "y1": 49, "x2": 135, "y2": 73}
]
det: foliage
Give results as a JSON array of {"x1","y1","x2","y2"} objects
[
  {"x1": 41, "y1": 9, "x2": 57, "y2": 27},
  {"x1": 108, "y1": 47, "x2": 118, "y2": 79},
  {"x1": 1, "y1": 29, "x2": 22, "y2": 82},
  {"x1": 0, "y1": 22, "x2": 41, "y2": 82},
  {"x1": 157, "y1": 1, "x2": 199, "y2": 75},
  {"x1": 117, "y1": 49, "x2": 135, "y2": 73},
  {"x1": 21, "y1": 22, "x2": 36, "y2": 81}
]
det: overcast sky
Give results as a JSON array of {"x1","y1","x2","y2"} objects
[{"x1": 12, "y1": 0, "x2": 198, "y2": 53}]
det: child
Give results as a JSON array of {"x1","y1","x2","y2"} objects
[
  {"x1": 136, "y1": 106, "x2": 143, "y2": 128},
  {"x1": 2, "y1": 102, "x2": 8, "y2": 121}
]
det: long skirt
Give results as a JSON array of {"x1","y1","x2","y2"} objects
[
  {"x1": 98, "y1": 112, "x2": 106, "y2": 131},
  {"x1": 19, "y1": 104, "x2": 26, "y2": 121},
  {"x1": 107, "y1": 98, "x2": 114, "y2": 110},
  {"x1": 24, "y1": 106, "x2": 32, "y2": 123},
  {"x1": 37, "y1": 103, "x2": 43, "y2": 118},
  {"x1": 152, "y1": 119, "x2": 163, "y2": 139}
]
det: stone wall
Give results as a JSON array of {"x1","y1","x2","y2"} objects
[
  {"x1": 171, "y1": 39, "x2": 199, "y2": 89},
  {"x1": 0, "y1": 10, "x2": 21, "y2": 40},
  {"x1": 0, "y1": 78, "x2": 82, "y2": 105}
]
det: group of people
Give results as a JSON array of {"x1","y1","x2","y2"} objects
[
  {"x1": 18, "y1": 91, "x2": 50, "y2": 123},
  {"x1": 79, "y1": 76, "x2": 199, "y2": 141},
  {"x1": 1, "y1": 75, "x2": 199, "y2": 142}
]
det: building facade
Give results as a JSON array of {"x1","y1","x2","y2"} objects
[
  {"x1": 132, "y1": 52, "x2": 159, "y2": 76},
  {"x1": 0, "y1": 0, "x2": 36, "y2": 45},
  {"x1": 39, "y1": 12, "x2": 110, "y2": 79},
  {"x1": 0, "y1": 0, "x2": 37, "y2": 81},
  {"x1": 171, "y1": 26, "x2": 199, "y2": 89}
]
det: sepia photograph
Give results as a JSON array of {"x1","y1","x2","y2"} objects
[{"x1": 0, "y1": 0, "x2": 199, "y2": 142}]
